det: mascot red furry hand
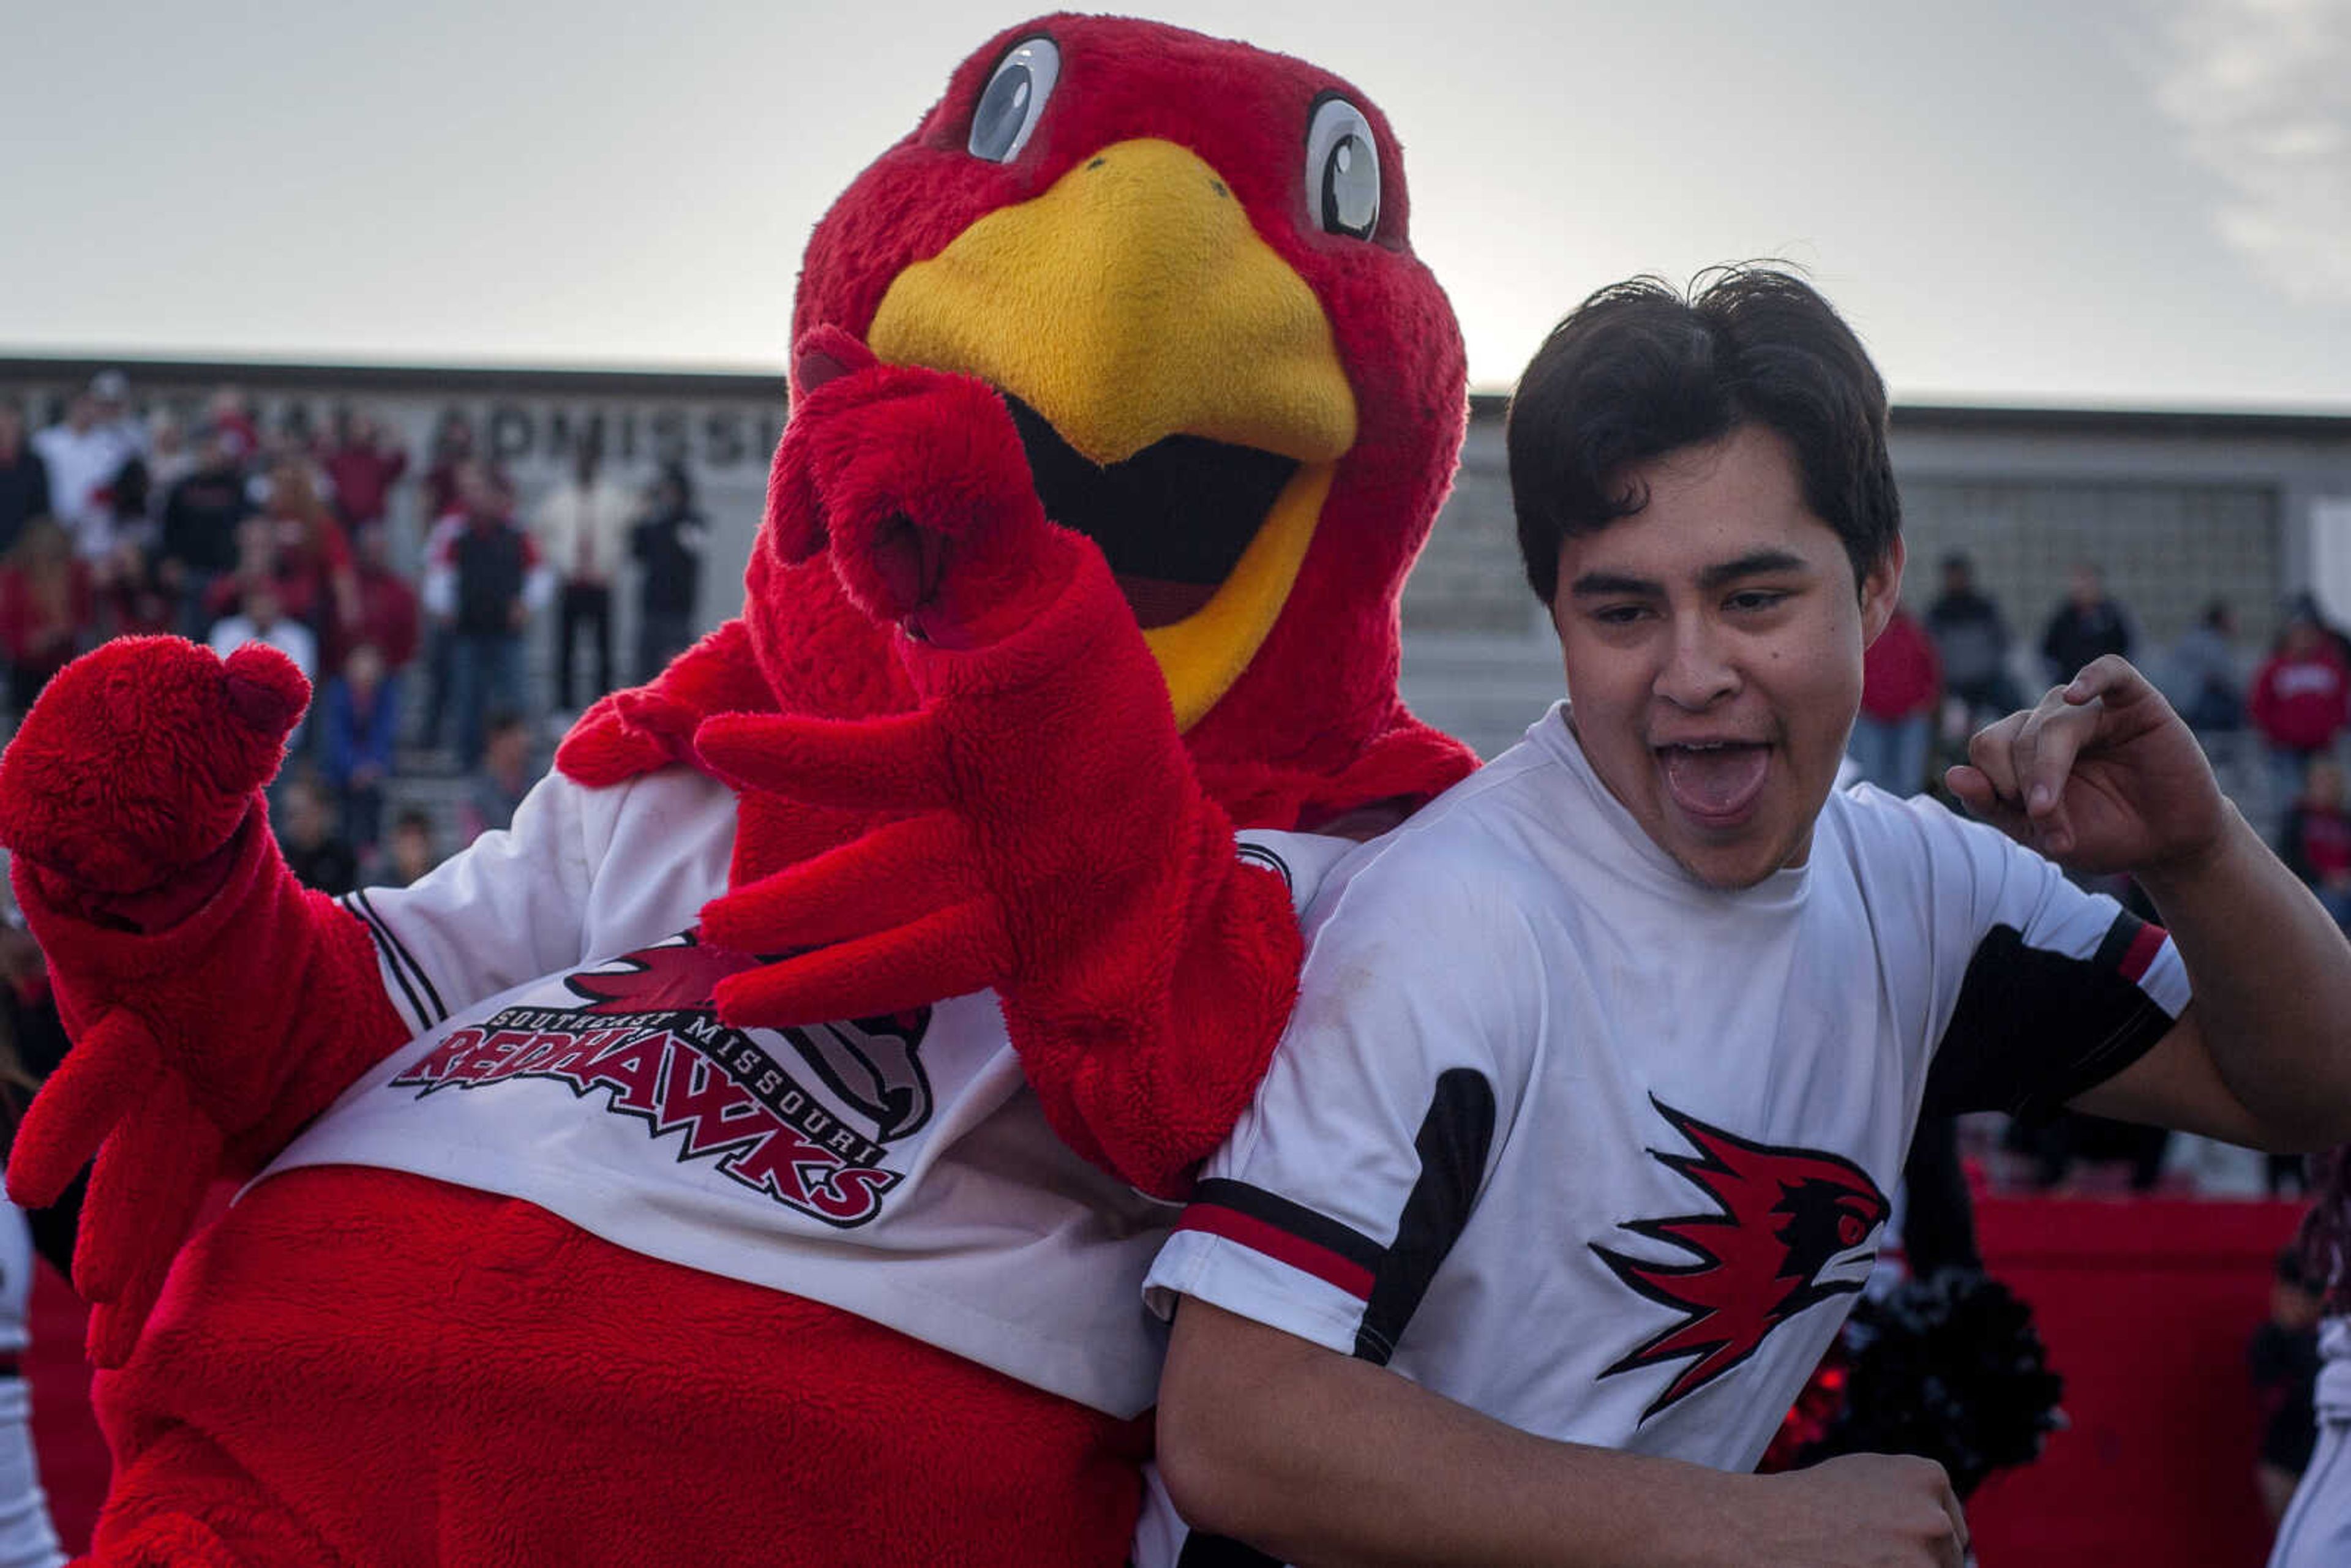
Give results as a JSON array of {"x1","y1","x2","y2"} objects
[{"x1": 0, "y1": 15, "x2": 1474, "y2": 1566}]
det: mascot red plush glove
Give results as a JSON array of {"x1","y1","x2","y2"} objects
[
  {"x1": 1, "y1": 16, "x2": 1477, "y2": 1566},
  {"x1": 0, "y1": 639, "x2": 402, "y2": 1368},
  {"x1": 697, "y1": 334, "x2": 1300, "y2": 1188}
]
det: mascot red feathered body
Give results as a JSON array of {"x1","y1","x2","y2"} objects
[{"x1": 0, "y1": 15, "x2": 1474, "y2": 1564}]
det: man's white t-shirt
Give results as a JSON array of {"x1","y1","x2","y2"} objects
[{"x1": 1138, "y1": 702, "x2": 2189, "y2": 1562}]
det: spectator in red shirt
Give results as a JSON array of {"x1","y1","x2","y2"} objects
[
  {"x1": 263, "y1": 460, "x2": 359, "y2": 638},
  {"x1": 210, "y1": 460, "x2": 362, "y2": 656},
  {"x1": 322, "y1": 410, "x2": 410, "y2": 531},
  {"x1": 2251, "y1": 609, "x2": 2351, "y2": 816},
  {"x1": 1849, "y1": 600, "x2": 1942, "y2": 794},
  {"x1": 2279, "y1": 757, "x2": 2351, "y2": 931},
  {"x1": 326, "y1": 520, "x2": 422, "y2": 678}
]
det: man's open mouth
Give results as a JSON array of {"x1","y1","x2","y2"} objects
[
  {"x1": 1003, "y1": 393, "x2": 1297, "y2": 628},
  {"x1": 1656, "y1": 741, "x2": 1772, "y2": 825}
]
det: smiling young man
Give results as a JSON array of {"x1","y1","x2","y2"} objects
[{"x1": 1136, "y1": 269, "x2": 2351, "y2": 1568}]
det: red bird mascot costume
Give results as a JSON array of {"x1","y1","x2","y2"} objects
[{"x1": 0, "y1": 15, "x2": 1474, "y2": 1565}]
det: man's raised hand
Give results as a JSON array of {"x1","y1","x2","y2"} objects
[{"x1": 1945, "y1": 655, "x2": 2229, "y2": 876}]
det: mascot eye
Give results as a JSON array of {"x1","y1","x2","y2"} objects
[
  {"x1": 1305, "y1": 96, "x2": 1381, "y2": 239},
  {"x1": 968, "y1": 37, "x2": 1060, "y2": 163}
]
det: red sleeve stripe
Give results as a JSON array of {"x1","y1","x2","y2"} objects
[
  {"x1": 2118, "y1": 921, "x2": 2168, "y2": 983},
  {"x1": 1176, "y1": 1202, "x2": 1378, "y2": 1302}
]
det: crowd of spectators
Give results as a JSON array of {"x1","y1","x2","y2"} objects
[
  {"x1": 1881, "y1": 553, "x2": 2351, "y2": 885},
  {"x1": 9, "y1": 370, "x2": 2351, "y2": 1180},
  {"x1": 0, "y1": 371, "x2": 710, "y2": 895},
  {"x1": 1882, "y1": 553, "x2": 2351, "y2": 1207}
]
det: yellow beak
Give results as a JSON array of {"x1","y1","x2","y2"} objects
[{"x1": 868, "y1": 138, "x2": 1357, "y2": 730}]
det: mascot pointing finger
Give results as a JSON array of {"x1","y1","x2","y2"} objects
[{"x1": 0, "y1": 15, "x2": 1475, "y2": 1564}]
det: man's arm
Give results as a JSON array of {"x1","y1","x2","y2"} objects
[
  {"x1": 1949, "y1": 655, "x2": 2351, "y2": 1150},
  {"x1": 2068, "y1": 804, "x2": 2351, "y2": 1149},
  {"x1": 1158, "y1": 1299, "x2": 1968, "y2": 1568}
]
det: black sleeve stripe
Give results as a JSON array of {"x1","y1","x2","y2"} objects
[
  {"x1": 1171, "y1": 1074, "x2": 1498, "y2": 1568},
  {"x1": 1235, "y1": 844, "x2": 1294, "y2": 896},
  {"x1": 1188, "y1": 1178, "x2": 1383, "y2": 1274},
  {"x1": 1354, "y1": 1067, "x2": 1498, "y2": 1367},
  {"x1": 2091, "y1": 909, "x2": 2147, "y2": 973},
  {"x1": 1925, "y1": 913, "x2": 2178, "y2": 1123},
  {"x1": 2027, "y1": 992, "x2": 2175, "y2": 1114},
  {"x1": 350, "y1": 887, "x2": 448, "y2": 1027},
  {"x1": 339, "y1": 893, "x2": 430, "y2": 1034},
  {"x1": 1176, "y1": 1531, "x2": 1281, "y2": 1567}
]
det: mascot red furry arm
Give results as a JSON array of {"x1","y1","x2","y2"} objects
[
  {"x1": 0, "y1": 639, "x2": 411, "y2": 1367},
  {"x1": 684, "y1": 337, "x2": 1305, "y2": 1193},
  {"x1": 0, "y1": 15, "x2": 1479, "y2": 1566}
]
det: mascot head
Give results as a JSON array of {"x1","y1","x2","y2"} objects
[{"x1": 576, "y1": 15, "x2": 1474, "y2": 830}]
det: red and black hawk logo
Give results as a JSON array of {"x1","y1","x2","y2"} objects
[
  {"x1": 567, "y1": 936, "x2": 763, "y2": 1015},
  {"x1": 565, "y1": 933, "x2": 937, "y2": 1141},
  {"x1": 1593, "y1": 1097, "x2": 1889, "y2": 1421}
]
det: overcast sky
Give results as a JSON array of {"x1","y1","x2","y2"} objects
[{"x1": 4, "y1": 0, "x2": 2346, "y2": 409}]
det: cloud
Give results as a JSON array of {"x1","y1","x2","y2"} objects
[{"x1": 2149, "y1": 0, "x2": 2351, "y2": 304}]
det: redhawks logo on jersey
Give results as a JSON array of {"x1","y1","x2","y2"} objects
[
  {"x1": 566, "y1": 939, "x2": 937, "y2": 1139},
  {"x1": 1593, "y1": 1098, "x2": 1889, "y2": 1420},
  {"x1": 389, "y1": 931, "x2": 933, "y2": 1228}
]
